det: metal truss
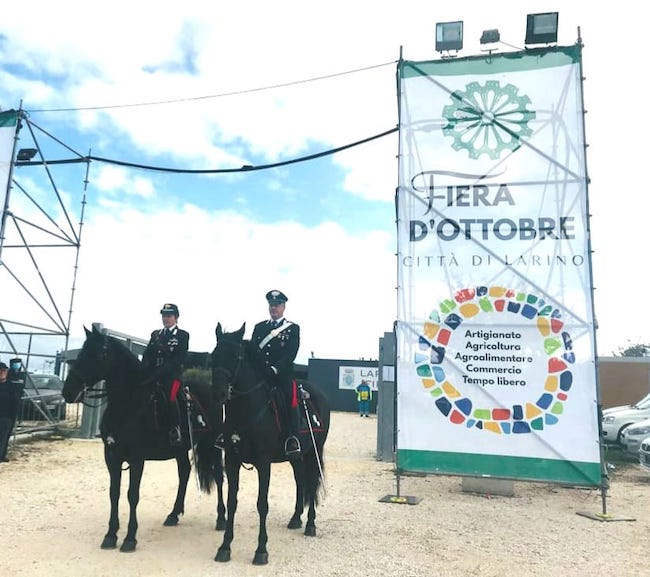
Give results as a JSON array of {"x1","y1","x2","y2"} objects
[{"x1": 0, "y1": 107, "x2": 88, "y2": 378}]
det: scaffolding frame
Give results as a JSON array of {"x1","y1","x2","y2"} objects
[{"x1": 0, "y1": 106, "x2": 89, "y2": 423}]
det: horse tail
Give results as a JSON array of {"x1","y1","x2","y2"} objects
[
  {"x1": 304, "y1": 445, "x2": 326, "y2": 507},
  {"x1": 302, "y1": 387, "x2": 329, "y2": 507},
  {"x1": 195, "y1": 433, "x2": 222, "y2": 494}
]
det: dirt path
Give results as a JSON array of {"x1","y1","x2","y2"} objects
[{"x1": 1, "y1": 412, "x2": 648, "y2": 577}]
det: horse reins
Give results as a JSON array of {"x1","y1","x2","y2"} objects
[{"x1": 215, "y1": 341, "x2": 276, "y2": 438}]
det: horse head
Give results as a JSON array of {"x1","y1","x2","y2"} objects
[
  {"x1": 211, "y1": 322, "x2": 246, "y2": 404},
  {"x1": 63, "y1": 325, "x2": 117, "y2": 403}
]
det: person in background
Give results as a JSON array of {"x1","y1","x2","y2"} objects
[
  {"x1": 251, "y1": 290, "x2": 302, "y2": 456},
  {"x1": 141, "y1": 303, "x2": 189, "y2": 446},
  {"x1": 0, "y1": 361, "x2": 23, "y2": 462},
  {"x1": 356, "y1": 379, "x2": 372, "y2": 418}
]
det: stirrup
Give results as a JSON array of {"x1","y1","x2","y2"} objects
[{"x1": 284, "y1": 435, "x2": 301, "y2": 456}]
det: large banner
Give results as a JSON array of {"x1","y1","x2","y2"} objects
[{"x1": 396, "y1": 46, "x2": 601, "y2": 485}]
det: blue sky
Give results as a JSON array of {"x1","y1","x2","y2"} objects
[{"x1": 0, "y1": 2, "x2": 646, "y2": 366}]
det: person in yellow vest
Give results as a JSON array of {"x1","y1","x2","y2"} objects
[{"x1": 356, "y1": 379, "x2": 372, "y2": 417}]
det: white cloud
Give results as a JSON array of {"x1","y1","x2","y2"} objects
[
  {"x1": 1, "y1": 1, "x2": 649, "y2": 363},
  {"x1": 71, "y1": 204, "x2": 395, "y2": 363},
  {"x1": 93, "y1": 165, "x2": 155, "y2": 199}
]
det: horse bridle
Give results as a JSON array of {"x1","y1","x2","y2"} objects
[
  {"x1": 214, "y1": 340, "x2": 266, "y2": 402},
  {"x1": 66, "y1": 363, "x2": 109, "y2": 405},
  {"x1": 67, "y1": 334, "x2": 112, "y2": 406},
  {"x1": 212, "y1": 339, "x2": 245, "y2": 402}
]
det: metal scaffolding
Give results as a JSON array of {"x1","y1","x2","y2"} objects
[{"x1": 0, "y1": 106, "x2": 88, "y2": 385}]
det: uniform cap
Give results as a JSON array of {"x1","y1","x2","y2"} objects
[
  {"x1": 0, "y1": 362, "x2": 8, "y2": 370},
  {"x1": 265, "y1": 290, "x2": 288, "y2": 305},
  {"x1": 160, "y1": 303, "x2": 179, "y2": 316}
]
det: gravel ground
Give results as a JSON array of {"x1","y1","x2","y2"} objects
[{"x1": 0, "y1": 412, "x2": 648, "y2": 577}]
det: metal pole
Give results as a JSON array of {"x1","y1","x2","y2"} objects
[
  {"x1": 393, "y1": 47, "x2": 403, "y2": 497},
  {"x1": 62, "y1": 148, "x2": 90, "y2": 378},
  {"x1": 574, "y1": 27, "x2": 608, "y2": 514},
  {"x1": 0, "y1": 106, "x2": 23, "y2": 267}
]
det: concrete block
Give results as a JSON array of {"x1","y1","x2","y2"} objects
[{"x1": 461, "y1": 476, "x2": 514, "y2": 497}]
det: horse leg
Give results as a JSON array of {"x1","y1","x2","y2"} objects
[
  {"x1": 164, "y1": 451, "x2": 191, "y2": 526},
  {"x1": 101, "y1": 455, "x2": 122, "y2": 549},
  {"x1": 305, "y1": 496, "x2": 317, "y2": 537},
  {"x1": 304, "y1": 452, "x2": 320, "y2": 537},
  {"x1": 252, "y1": 462, "x2": 271, "y2": 565},
  {"x1": 215, "y1": 451, "x2": 226, "y2": 531},
  {"x1": 287, "y1": 459, "x2": 304, "y2": 530},
  {"x1": 215, "y1": 454, "x2": 240, "y2": 563},
  {"x1": 120, "y1": 460, "x2": 144, "y2": 552}
]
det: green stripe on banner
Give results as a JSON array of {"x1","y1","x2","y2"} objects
[
  {"x1": 397, "y1": 449, "x2": 601, "y2": 486},
  {"x1": 0, "y1": 110, "x2": 18, "y2": 128},
  {"x1": 400, "y1": 44, "x2": 581, "y2": 78}
]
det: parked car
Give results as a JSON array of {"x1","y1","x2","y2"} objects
[
  {"x1": 601, "y1": 392, "x2": 650, "y2": 446},
  {"x1": 19, "y1": 373, "x2": 66, "y2": 421},
  {"x1": 619, "y1": 418, "x2": 650, "y2": 456},
  {"x1": 640, "y1": 436, "x2": 650, "y2": 472}
]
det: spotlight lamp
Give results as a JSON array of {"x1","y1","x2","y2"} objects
[
  {"x1": 480, "y1": 29, "x2": 500, "y2": 44},
  {"x1": 525, "y1": 12, "x2": 559, "y2": 46},
  {"x1": 16, "y1": 148, "x2": 38, "y2": 161},
  {"x1": 436, "y1": 21, "x2": 463, "y2": 53}
]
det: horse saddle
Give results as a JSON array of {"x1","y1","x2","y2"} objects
[
  {"x1": 149, "y1": 385, "x2": 210, "y2": 434},
  {"x1": 270, "y1": 383, "x2": 325, "y2": 440}
]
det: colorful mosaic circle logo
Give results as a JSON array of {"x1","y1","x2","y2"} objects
[
  {"x1": 415, "y1": 286, "x2": 574, "y2": 435},
  {"x1": 442, "y1": 80, "x2": 536, "y2": 160}
]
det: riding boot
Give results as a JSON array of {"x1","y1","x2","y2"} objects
[
  {"x1": 284, "y1": 404, "x2": 301, "y2": 457},
  {"x1": 168, "y1": 401, "x2": 182, "y2": 446}
]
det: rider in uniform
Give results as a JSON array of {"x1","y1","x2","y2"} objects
[
  {"x1": 141, "y1": 303, "x2": 189, "y2": 446},
  {"x1": 251, "y1": 290, "x2": 302, "y2": 456}
]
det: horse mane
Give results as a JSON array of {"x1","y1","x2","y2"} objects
[{"x1": 104, "y1": 333, "x2": 145, "y2": 374}]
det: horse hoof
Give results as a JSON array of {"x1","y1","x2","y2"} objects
[
  {"x1": 100, "y1": 536, "x2": 117, "y2": 549},
  {"x1": 120, "y1": 539, "x2": 137, "y2": 552},
  {"x1": 304, "y1": 526, "x2": 316, "y2": 537},
  {"x1": 163, "y1": 514, "x2": 179, "y2": 526},
  {"x1": 215, "y1": 519, "x2": 226, "y2": 531},
  {"x1": 287, "y1": 517, "x2": 302, "y2": 530},
  {"x1": 253, "y1": 552, "x2": 269, "y2": 565},
  {"x1": 215, "y1": 548, "x2": 231, "y2": 562}
]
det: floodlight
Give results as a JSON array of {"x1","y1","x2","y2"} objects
[
  {"x1": 480, "y1": 29, "x2": 500, "y2": 44},
  {"x1": 16, "y1": 148, "x2": 38, "y2": 161},
  {"x1": 525, "y1": 12, "x2": 558, "y2": 45},
  {"x1": 436, "y1": 21, "x2": 463, "y2": 52}
]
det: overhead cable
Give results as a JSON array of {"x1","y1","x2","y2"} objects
[
  {"x1": 25, "y1": 60, "x2": 397, "y2": 113},
  {"x1": 87, "y1": 127, "x2": 399, "y2": 173}
]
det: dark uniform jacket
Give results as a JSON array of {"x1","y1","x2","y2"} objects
[
  {"x1": 141, "y1": 326, "x2": 189, "y2": 385},
  {"x1": 251, "y1": 319, "x2": 300, "y2": 380},
  {"x1": 0, "y1": 377, "x2": 22, "y2": 420}
]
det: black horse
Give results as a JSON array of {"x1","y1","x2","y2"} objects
[
  {"x1": 200, "y1": 322, "x2": 330, "y2": 565},
  {"x1": 62, "y1": 325, "x2": 226, "y2": 552}
]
